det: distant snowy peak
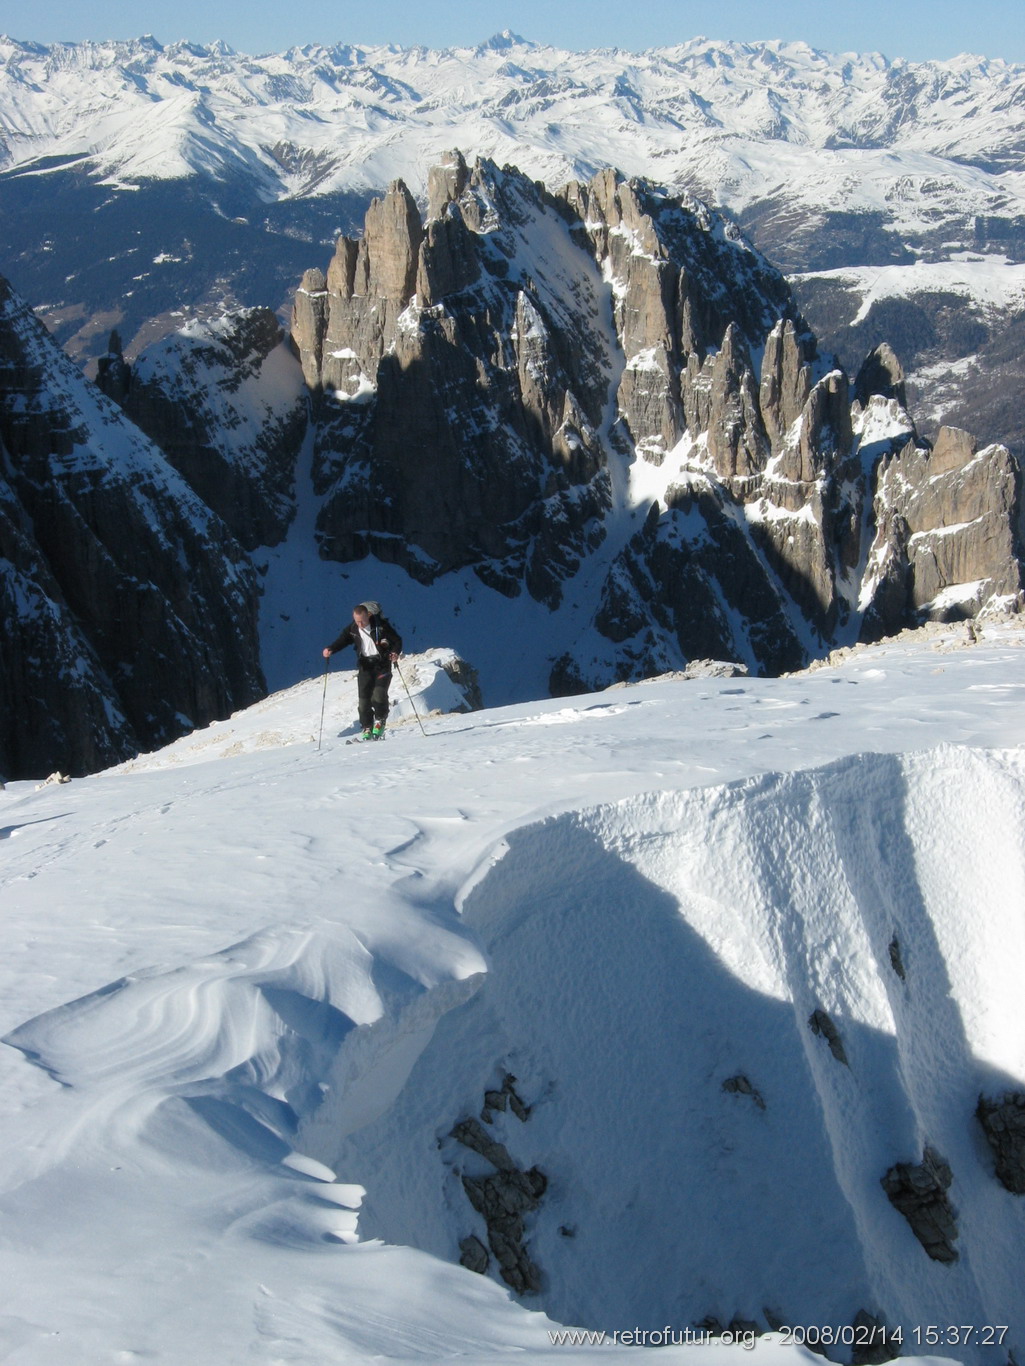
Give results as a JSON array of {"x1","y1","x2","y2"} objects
[{"x1": 1, "y1": 32, "x2": 1023, "y2": 238}]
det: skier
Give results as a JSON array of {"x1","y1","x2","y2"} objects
[{"x1": 323, "y1": 601, "x2": 404, "y2": 741}]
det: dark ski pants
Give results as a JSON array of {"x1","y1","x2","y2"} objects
[{"x1": 357, "y1": 660, "x2": 392, "y2": 730}]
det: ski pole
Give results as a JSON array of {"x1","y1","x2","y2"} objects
[
  {"x1": 394, "y1": 659, "x2": 428, "y2": 738},
  {"x1": 317, "y1": 657, "x2": 330, "y2": 750}
]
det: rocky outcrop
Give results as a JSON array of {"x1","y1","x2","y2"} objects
[
  {"x1": 862, "y1": 424, "x2": 1023, "y2": 639},
  {"x1": 481, "y1": 1072, "x2": 531, "y2": 1123},
  {"x1": 453, "y1": 1125, "x2": 546, "y2": 1294},
  {"x1": 452, "y1": 1074, "x2": 545, "y2": 1297},
  {"x1": 95, "y1": 329, "x2": 131, "y2": 404},
  {"x1": 292, "y1": 269, "x2": 329, "y2": 390},
  {"x1": 888, "y1": 936, "x2": 907, "y2": 981},
  {"x1": 722, "y1": 1074, "x2": 766, "y2": 1109},
  {"x1": 854, "y1": 343, "x2": 907, "y2": 410},
  {"x1": 0, "y1": 274, "x2": 265, "y2": 780},
  {"x1": 458, "y1": 1234, "x2": 490, "y2": 1276},
  {"x1": 850, "y1": 1311, "x2": 898, "y2": 1366},
  {"x1": 881, "y1": 1145, "x2": 959, "y2": 1262},
  {"x1": 809, "y1": 1009, "x2": 849, "y2": 1065},
  {"x1": 976, "y1": 1092, "x2": 1025, "y2": 1194},
  {"x1": 293, "y1": 158, "x2": 617, "y2": 606}
]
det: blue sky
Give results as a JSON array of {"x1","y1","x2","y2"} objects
[{"x1": 8, "y1": 0, "x2": 1025, "y2": 64}]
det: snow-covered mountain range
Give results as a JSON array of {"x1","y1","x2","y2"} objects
[
  {"x1": 1, "y1": 32, "x2": 1024, "y2": 454},
  {"x1": 2, "y1": 31, "x2": 1022, "y2": 232},
  {"x1": 2, "y1": 621, "x2": 1024, "y2": 1360}
]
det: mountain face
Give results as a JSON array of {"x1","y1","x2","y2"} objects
[
  {"x1": 0, "y1": 274, "x2": 266, "y2": 781},
  {"x1": 6, "y1": 147, "x2": 1024, "y2": 778},
  {"x1": 92, "y1": 155, "x2": 1024, "y2": 707},
  {"x1": 1, "y1": 34, "x2": 1024, "y2": 462},
  {"x1": 110, "y1": 308, "x2": 309, "y2": 550},
  {"x1": 285, "y1": 157, "x2": 1023, "y2": 689}
]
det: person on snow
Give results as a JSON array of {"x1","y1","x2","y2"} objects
[{"x1": 323, "y1": 601, "x2": 404, "y2": 740}]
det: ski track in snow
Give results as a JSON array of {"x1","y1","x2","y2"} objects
[{"x1": 1, "y1": 626, "x2": 1025, "y2": 1360}]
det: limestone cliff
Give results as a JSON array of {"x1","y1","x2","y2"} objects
[{"x1": 294, "y1": 154, "x2": 613, "y2": 606}]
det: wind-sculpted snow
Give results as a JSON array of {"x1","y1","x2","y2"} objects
[
  {"x1": 308, "y1": 748, "x2": 1025, "y2": 1344},
  {"x1": 1, "y1": 624, "x2": 1025, "y2": 1359},
  {"x1": 3, "y1": 923, "x2": 484, "y2": 1192}
]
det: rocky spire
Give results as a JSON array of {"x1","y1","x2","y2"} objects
[
  {"x1": 854, "y1": 342, "x2": 907, "y2": 410},
  {"x1": 359, "y1": 180, "x2": 424, "y2": 302},
  {"x1": 95, "y1": 328, "x2": 132, "y2": 404},
  {"x1": 427, "y1": 149, "x2": 470, "y2": 221}
]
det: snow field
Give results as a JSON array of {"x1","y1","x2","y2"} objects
[{"x1": 1, "y1": 624, "x2": 1025, "y2": 1360}]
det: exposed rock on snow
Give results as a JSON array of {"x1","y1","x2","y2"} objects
[
  {"x1": 607, "y1": 659, "x2": 750, "y2": 687},
  {"x1": 722, "y1": 1074, "x2": 766, "y2": 1110},
  {"x1": 850, "y1": 1311, "x2": 898, "y2": 1366},
  {"x1": 888, "y1": 936, "x2": 907, "y2": 982},
  {"x1": 436, "y1": 653, "x2": 484, "y2": 712},
  {"x1": 458, "y1": 1232, "x2": 490, "y2": 1275},
  {"x1": 482, "y1": 1072, "x2": 531, "y2": 1123},
  {"x1": 881, "y1": 1145, "x2": 960, "y2": 1263},
  {"x1": 809, "y1": 1009, "x2": 850, "y2": 1066},
  {"x1": 33, "y1": 770, "x2": 71, "y2": 790},
  {"x1": 452, "y1": 1104, "x2": 547, "y2": 1297},
  {"x1": 976, "y1": 1092, "x2": 1025, "y2": 1195}
]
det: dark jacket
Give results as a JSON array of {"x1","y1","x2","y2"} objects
[{"x1": 327, "y1": 613, "x2": 403, "y2": 664}]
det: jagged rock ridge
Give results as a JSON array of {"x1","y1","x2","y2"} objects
[
  {"x1": 289, "y1": 154, "x2": 1024, "y2": 692},
  {"x1": 4, "y1": 34, "x2": 1024, "y2": 468}
]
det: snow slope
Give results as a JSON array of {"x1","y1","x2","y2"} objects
[
  {"x1": 2, "y1": 624, "x2": 1025, "y2": 1362},
  {"x1": 792, "y1": 258, "x2": 1025, "y2": 330}
]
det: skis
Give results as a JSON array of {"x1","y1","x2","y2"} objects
[{"x1": 345, "y1": 731, "x2": 386, "y2": 745}]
